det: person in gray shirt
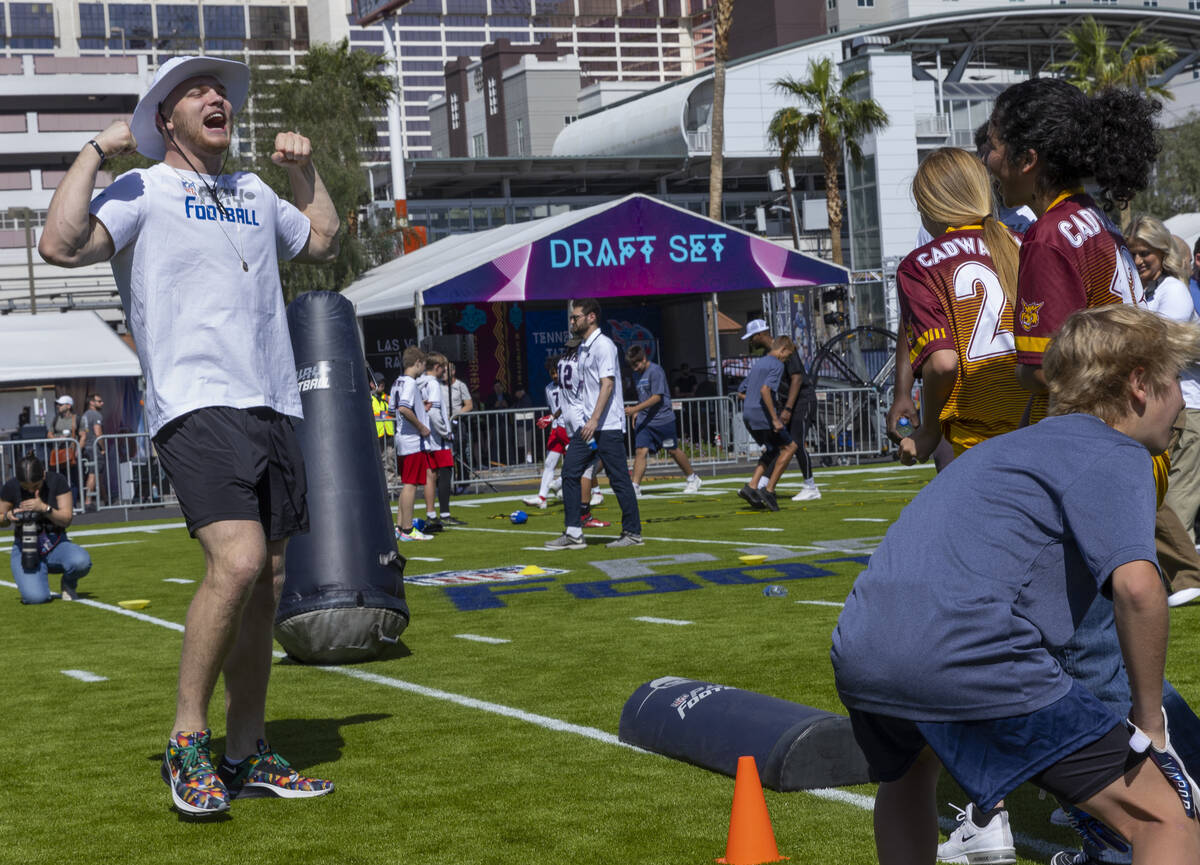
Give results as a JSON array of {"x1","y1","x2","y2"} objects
[{"x1": 737, "y1": 336, "x2": 798, "y2": 512}]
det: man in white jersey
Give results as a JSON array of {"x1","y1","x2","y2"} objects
[
  {"x1": 545, "y1": 299, "x2": 641, "y2": 549},
  {"x1": 39, "y1": 56, "x2": 339, "y2": 818},
  {"x1": 418, "y1": 353, "x2": 454, "y2": 531}
]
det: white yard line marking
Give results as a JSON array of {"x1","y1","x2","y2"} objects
[
  {"x1": 163, "y1": 578, "x2": 195, "y2": 584},
  {"x1": 742, "y1": 527, "x2": 784, "y2": 532},
  {"x1": 633, "y1": 616, "x2": 692, "y2": 626},
  {"x1": 61, "y1": 669, "x2": 107, "y2": 682},
  {"x1": 455, "y1": 634, "x2": 511, "y2": 644},
  {"x1": 822, "y1": 488, "x2": 919, "y2": 495},
  {"x1": 81, "y1": 540, "x2": 146, "y2": 548},
  {"x1": 68, "y1": 522, "x2": 187, "y2": 537},
  {"x1": 795, "y1": 600, "x2": 845, "y2": 608},
  {"x1": 843, "y1": 518, "x2": 888, "y2": 523},
  {"x1": 406, "y1": 557, "x2": 443, "y2": 562},
  {"x1": 1, "y1": 576, "x2": 1060, "y2": 858},
  {"x1": 465, "y1": 525, "x2": 818, "y2": 549}
]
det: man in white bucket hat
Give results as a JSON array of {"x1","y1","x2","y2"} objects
[{"x1": 39, "y1": 56, "x2": 338, "y2": 817}]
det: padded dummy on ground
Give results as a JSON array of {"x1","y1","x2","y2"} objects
[
  {"x1": 619, "y1": 676, "x2": 870, "y2": 791},
  {"x1": 275, "y1": 291, "x2": 409, "y2": 663}
]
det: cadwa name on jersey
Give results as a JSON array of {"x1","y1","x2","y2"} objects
[{"x1": 914, "y1": 235, "x2": 991, "y2": 269}]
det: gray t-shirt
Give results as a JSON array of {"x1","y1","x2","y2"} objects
[
  {"x1": 741, "y1": 355, "x2": 784, "y2": 430},
  {"x1": 81, "y1": 408, "x2": 103, "y2": 440},
  {"x1": 634, "y1": 361, "x2": 673, "y2": 427},
  {"x1": 831, "y1": 413, "x2": 1158, "y2": 722}
]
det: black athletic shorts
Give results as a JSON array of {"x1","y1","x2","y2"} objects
[{"x1": 154, "y1": 406, "x2": 309, "y2": 540}]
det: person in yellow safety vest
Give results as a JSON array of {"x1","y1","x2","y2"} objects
[{"x1": 370, "y1": 372, "x2": 397, "y2": 493}]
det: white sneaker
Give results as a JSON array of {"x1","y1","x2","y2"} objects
[
  {"x1": 683, "y1": 475, "x2": 702, "y2": 494},
  {"x1": 590, "y1": 491, "x2": 604, "y2": 507},
  {"x1": 1168, "y1": 587, "x2": 1200, "y2": 607},
  {"x1": 398, "y1": 528, "x2": 434, "y2": 542},
  {"x1": 792, "y1": 484, "x2": 821, "y2": 502},
  {"x1": 937, "y1": 803, "x2": 1015, "y2": 864},
  {"x1": 549, "y1": 477, "x2": 562, "y2": 495},
  {"x1": 523, "y1": 495, "x2": 547, "y2": 509},
  {"x1": 632, "y1": 484, "x2": 643, "y2": 499}
]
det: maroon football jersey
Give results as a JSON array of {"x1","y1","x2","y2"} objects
[{"x1": 898, "y1": 227, "x2": 1028, "y2": 448}]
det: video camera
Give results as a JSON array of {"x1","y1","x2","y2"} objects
[{"x1": 13, "y1": 509, "x2": 43, "y2": 572}]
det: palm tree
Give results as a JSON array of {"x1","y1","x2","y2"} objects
[
  {"x1": 1050, "y1": 16, "x2": 1177, "y2": 99},
  {"x1": 766, "y1": 106, "x2": 803, "y2": 249},
  {"x1": 707, "y1": 0, "x2": 734, "y2": 222},
  {"x1": 773, "y1": 57, "x2": 889, "y2": 266}
]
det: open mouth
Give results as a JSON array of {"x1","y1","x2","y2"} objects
[{"x1": 203, "y1": 111, "x2": 227, "y2": 131}]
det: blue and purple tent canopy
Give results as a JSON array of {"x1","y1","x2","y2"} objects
[{"x1": 343, "y1": 194, "x2": 848, "y2": 316}]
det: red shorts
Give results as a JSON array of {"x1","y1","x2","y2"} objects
[
  {"x1": 430, "y1": 448, "x2": 454, "y2": 469},
  {"x1": 398, "y1": 451, "x2": 431, "y2": 485},
  {"x1": 548, "y1": 426, "x2": 570, "y2": 454}
]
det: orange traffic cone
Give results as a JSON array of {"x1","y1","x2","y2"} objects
[{"x1": 716, "y1": 755, "x2": 788, "y2": 864}]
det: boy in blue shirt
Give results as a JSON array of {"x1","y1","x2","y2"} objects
[
  {"x1": 831, "y1": 305, "x2": 1200, "y2": 863},
  {"x1": 624, "y1": 345, "x2": 702, "y2": 497},
  {"x1": 737, "y1": 336, "x2": 798, "y2": 512}
]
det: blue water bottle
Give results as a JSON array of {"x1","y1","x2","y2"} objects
[{"x1": 762, "y1": 585, "x2": 788, "y2": 598}]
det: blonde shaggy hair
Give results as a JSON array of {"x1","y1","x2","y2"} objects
[{"x1": 1045, "y1": 305, "x2": 1200, "y2": 424}]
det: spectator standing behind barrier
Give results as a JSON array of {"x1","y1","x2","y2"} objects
[
  {"x1": 48, "y1": 396, "x2": 79, "y2": 481},
  {"x1": 673, "y1": 363, "x2": 698, "y2": 397},
  {"x1": 624, "y1": 345, "x2": 702, "y2": 496},
  {"x1": 418, "y1": 353, "x2": 459, "y2": 531},
  {"x1": 370, "y1": 373, "x2": 397, "y2": 497},
  {"x1": 79, "y1": 393, "x2": 105, "y2": 511},
  {"x1": 737, "y1": 336, "x2": 798, "y2": 512},
  {"x1": 391, "y1": 346, "x2": 433, "y2": 542},
  {"x1": 38, "y1": 55, "x2": 338, "y2": 816},
  {"x1": 545, "y1": 299, "x2": 642, "y2": 550},
  {"x1": 446, "y1": 363, "x2": 473, "y2": 487},
  {"x1": 1127, "y1": 215, "x2": 1200, "y2": 609},
  {"x1": 1, "y1": 452, "x2": 92, "y2": 604}
]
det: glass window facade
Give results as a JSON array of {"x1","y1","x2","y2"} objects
[
  {"x1": 108, "y1": 3, "x2": 153, "y2": 49},
  {"x1": 78, "y1": 3, "x2": 105, "y2": 49},
  {"x1": 204, "y1": 5, "x2": 245, "y2": 51},
  {"x1": 9, "y1": 2, "x2": 54, "y2": 49},
  {"x1": 156, "y1": 5, "x2": 199, "y2": 52},
  {"x1": 249, "y1": 5, "x2": 289, "y2": 50}
]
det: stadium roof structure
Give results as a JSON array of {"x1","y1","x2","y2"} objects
[
  {"x1": 342, "y1": 193, "x2": 849, "y2": 318},
  {"x1": 0, "y1": 311, "x2": 139, "y2": 384}
]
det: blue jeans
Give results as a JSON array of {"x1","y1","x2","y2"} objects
[
  {"x1": 10, "y1": 540, "x2": 92, "y2": 604},
  {"x1": 1053, "y1": 593, "x2": 1200, "y2": 859},
  {"x1": 561, "y1": 430, "x2": 640, "y2": 536}
]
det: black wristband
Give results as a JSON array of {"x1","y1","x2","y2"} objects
[{"x1": 87, "y1": 139, "x2": 106, "y2": 166}]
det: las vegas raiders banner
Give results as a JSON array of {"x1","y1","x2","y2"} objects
[
  {"x1": 275, "y1": 290, "x2": 410, "y2": 663},
  {"x1": 619, "y1": 677, "x2": 870, "y2": 791}
]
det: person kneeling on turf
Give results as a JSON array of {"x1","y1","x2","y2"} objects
[
  {"x1": 831, "y1": 305, "x2": 1200, "y2": 865},
  {"x1": 1, "y1": 452, "x2": 92, "y2": 603}
]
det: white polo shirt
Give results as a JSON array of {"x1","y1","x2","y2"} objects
[{"x1": 578, "y1": 327, "x2": 626, "y2": 432}]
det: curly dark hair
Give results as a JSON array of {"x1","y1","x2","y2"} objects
[{"x1": 989, "y1": 78, "x2": 1161, "y2": 212}]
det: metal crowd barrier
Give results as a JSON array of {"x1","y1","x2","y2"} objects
[
  {"x1": 0, "y1": 437, "x2": 85, "y2": 512},
  {"x1": 807, "y1": 387, "x2": 886, "y2": 466},
  {"x1": 91, "y1": 432, "x2": 176, "y2": 516},
  {"x1": 397, "y1": 395, "x2": 744, "y2": 492}
]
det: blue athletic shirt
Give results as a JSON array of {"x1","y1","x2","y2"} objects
[
  {"x1": 742, "y1": 355, "x2": 784, "y2": 431},
  {"x1": 831, "y1": 413, "x2": 1158, "y2": 722},
  {"x1": 634, "y1": 361, "x2": 673, "y2": 428}
]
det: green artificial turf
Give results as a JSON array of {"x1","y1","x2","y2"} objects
[{"x1": 1, "y1": 463, "x2": 1195, "y2": 864}]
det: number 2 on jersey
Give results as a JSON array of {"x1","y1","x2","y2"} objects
[{"x1": 953, "y1": 261, "x2": 1015, "y2": 361}]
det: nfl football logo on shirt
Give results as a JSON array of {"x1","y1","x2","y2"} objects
[{"x1": 1019, "y1": 300, "x2": 1044, "y2": 332}]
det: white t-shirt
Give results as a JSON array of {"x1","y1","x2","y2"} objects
[
  {"x1": 450, "y1": 378, "x2": 472, "y2": 417},
  {"x1": 556, "y1": 352, "x2": 584, "y2": 435},
  {"x1": 578, "y1": 328, "x2": 626, "y2": 433},
  {"x1": 389, "y1": 375, "x2": 429, "y2": 455},
  {"x1": 1146, "y1": 275, "x2": 1200, "y2": 409},
  {"x1": 418, "y1": 372, "x2": 450, "y2": 446},
  {"x1": 544, "y1": 382, "x2": 565, "y2": 429},
  {"x1": 90, "y1": 164, "x2": 310, "y2": 436}
]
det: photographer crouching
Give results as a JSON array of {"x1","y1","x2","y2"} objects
[{"x1": 1, "y1": 453, "x2": 91, "y2": 603}]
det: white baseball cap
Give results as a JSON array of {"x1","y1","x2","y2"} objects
[
  {"x1": 741, "y1": 319, "x2": 769, "y2": 340},
  {"x1": 56, "y1": 395, "x2": 74, "y2": 406},
  {"x1": 130, "y1": 55, "x2": 251, "y2": 161}
]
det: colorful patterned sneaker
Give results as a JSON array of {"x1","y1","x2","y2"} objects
[
  {"x1": 398, "y1": 528, "x2": 434, "y2": 541},
  {"x1": 582, "y1": 516, "x2": 611, "y2": 528},
  {"x1": 218, "y1": 741, "x2": 334, "y2": 800},
  {"x1": 161, "y1": 729, "x2": 230, "y2": 817}
]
